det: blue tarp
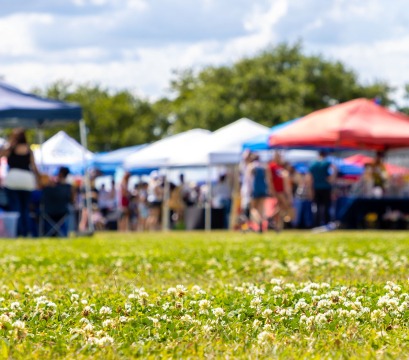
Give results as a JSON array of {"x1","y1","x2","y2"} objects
[
  {"x1": 0, "y1": 81, "x2": 82, "y2": 126},
  {"x1": 91, "y1": 144, "x2": 149, "y2": 175},
  {"x1": 242, "y1": 119, "x2": 299, "y2": 151}
]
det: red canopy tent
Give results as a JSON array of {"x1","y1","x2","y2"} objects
[
  {"x1": 269, "y1": 98, "x2": 409, "y2": 151},
  {"x1": 344, "y1": 154, "x2": 409, "y2": 176}
]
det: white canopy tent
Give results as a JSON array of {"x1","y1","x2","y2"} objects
[
  {"x1": 34, "y1": 130, "x2": 94, "y2": 174},
  {"x1": 164, "y1": 119, "x2": 270, "y2": 231},
  {"x1": 123, "y1": 129, "x2": 212, "y2": 170},
  {"x1": 170, "y1": 118, "x2": 270, "y2": 167}
]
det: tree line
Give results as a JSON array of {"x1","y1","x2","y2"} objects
[{"x1": 33, "y1": 42, "x2": 402, "y2": 152}]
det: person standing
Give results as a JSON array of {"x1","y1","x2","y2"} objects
[
  {"x1": 249, "y1": 153, "x2": 268, "y2": 233},
  {"x1": 118, "y1": 172, "x2": 131, "y2": 231},
  {"x1": 1, "y1": 128, "x2": 39, "y2": 237},
  {"x1": 308, "y1": 151, "x2": 336, "y2": 227},
  {"x1": 267, "y1": 152, "x2": 294, "y2": 232},
  {"x1": 212, "y1": 173, "x2": 232, "y2": 229}
]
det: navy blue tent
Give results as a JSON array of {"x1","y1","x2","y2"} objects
[{"x1": 0, "y1": 81, "x2": 82, "y2": 126}]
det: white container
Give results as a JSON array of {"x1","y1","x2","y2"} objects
[{"x1": 0, "y1": 212, "x2": 20, "y2": 238}]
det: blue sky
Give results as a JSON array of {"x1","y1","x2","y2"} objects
[{"x1": 1, "y1": 0, "x2": 409, "y2": 101}]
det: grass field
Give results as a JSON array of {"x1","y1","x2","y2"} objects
[{"x1": 1, "y1": 230, "x2": 409, "y2": 359}]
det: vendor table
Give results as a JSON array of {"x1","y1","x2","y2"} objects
[{"x1": 335, "y1": 197, "x2": 409, "y2": 229}]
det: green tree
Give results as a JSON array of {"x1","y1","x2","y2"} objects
[
  {"x1": 35, "y1": 81, "x2": 166, "y2": 152},
  {"x1": 168, "y1": 42, "x2": 394, "y2": 132}
]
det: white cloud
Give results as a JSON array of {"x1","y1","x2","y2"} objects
[
  {"x1": 0, "y1": 13, "x2": 53, "y2": 56},
  {"x1": 1, "y1": 0, "x2": 409, "y2": 105}
]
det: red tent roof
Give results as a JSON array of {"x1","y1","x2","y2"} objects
[
  {"x1": 344, "y1": 154, "x2": 409, "y2": 176},
  {"x1": 269, "y1": 98, "x2": 409, "y2": 150}
]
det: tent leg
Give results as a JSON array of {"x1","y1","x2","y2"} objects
[
  {"x1": 205, "y1": 166, "x2": 212, "y2": 232},
  {"x1": 162, "y1": 167, "x2": 170, "y2": 231},
  {"x1": 80, "y1": 119, "x2": 94, "y2": 235}
]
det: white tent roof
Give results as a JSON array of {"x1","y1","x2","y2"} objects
[
  {"x1": 123, "y1": 129, "x2": 212, "y2": 170},
  {"x1": 170, "y1": 118, "x2": 270, "y2": 167},
  {"x1": 34, "y1": 130, "x2": 93, "y2": 166}
]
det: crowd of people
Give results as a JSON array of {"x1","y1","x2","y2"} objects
[{"x1": 1, "y1": 128, "x2": 407, "y2": 237}]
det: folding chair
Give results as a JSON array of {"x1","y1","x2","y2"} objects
[{"x1": 40, "y1": 183, "x2": 73, "y2": 237}]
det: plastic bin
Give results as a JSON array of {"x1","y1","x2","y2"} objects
[{"x1": 0, "y1": 212, "x2": 20, "y2": 238}]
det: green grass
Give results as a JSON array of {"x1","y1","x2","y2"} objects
[{"x1": 0, "y1": 230, "x2": 409, "y2": 359}]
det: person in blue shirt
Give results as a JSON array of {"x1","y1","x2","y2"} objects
[{"x1": 308, "y1": 151, "x2": 337, "y2": 227}]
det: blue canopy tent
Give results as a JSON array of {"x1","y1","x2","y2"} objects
[
  {"x1": 0, "y1": 81, "x2": 82, "y2": 126},
  {"x1": 242, "y1": 119, "x2": 299, "y2": 151},
  {"x1": 91, "y1": 144, "x2": 149, "y2": 175},
  {"x1": 0, "y1": 81, "x2": 95, "y2": 235}
]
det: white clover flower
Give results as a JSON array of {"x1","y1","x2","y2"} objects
[
  {"x1": 10, "y1": 302, "x2": 20, "y2": 310},
  {"x1": 317, "y1": 299, "x2": 332, "y2": 309},
  {"x1": 199, "y1": 299, "x2": 211, "y2": 310},
  {"x1": 128, "y1": 294, "x2": 136, "y2": 300},
  {"x1": 46, "y1": 301, "x2": 57, "y2": 308},
  {"x1": 376, "y1": 330, "x2": 388, "y2": 339},
  {"x1": 270, "y1": 278, "x2": 283, "y2": 285},
  {"x1": 294, "y1": 299, "x2": 308, "y2": 311},
  {"x1": 253, "y1": 319, "x2": 262, "y2": 328},
  {"x1": 8, "y1": 290, "x2": 18, "y2": 298},
  {"x1": 83, "y1": 323, "x2": 94, "y2": 332},
  {"x1": 272, "y1": 286, "x2": 282, "y2": 293},
  {"x1": 191, "y1": 285, "x2": 202, "y2": 294},
  {"x1": 80, "y1": 317, "x2": 90, "y2": 324},
  {"x1": 257, "y1": 331, "x2": 274, "y2": 344},
  {"x1": 167, "y1": 287, "x2": 177, "y2": 296},
  {"x1": 262, "y1": 309, "x2": 273, "y2": 318},
  {"x1": 102, "y1": 319, "x2": 114, "y2": 328},
  {"x1": 149, "y1": 317, "x2": 160, "y2": 328},
  {"x1": 360, "y1": 307, "x2": 370, "y2": 315},
  {"x1": 99, "y1": 306, "x2": 112, "y2": 315},
  {"x1": 98, "y1": 336, "x2": 114, "y2": 347},
  {"x1": 81, "y1": 299, "x2": 88, "y2": 305},
  {"x1": 0, "y1": 314, "x2": 11, "y2": 323},
  {"x1": 12, "y1": 320, "x2": 25, "y2": 329},
  {"x1": 180, "y1": 315, "x2": 193, "y2": 323},
  {"x1": 96, "y1": 330, "x2": 107, "y2": 337},
  {"x1": 250, "y1": 297, "x2": 262, "y2": 309},
  {"x1": 212, "y1": 307, "x2": 225, "y2": 317},
  {"x1": 119, "y1": 316, "x2": 128, "y2": 323},
  {"x1": 315, "y1": 313, "x2": 327, "y2": 326},
  {"x1": 7, "y1": 312, "x2": 16, "y2": 318},
  {"x1": 371, "y1": 309, "x2": 386, "y2": 322},
  {"x1": 284, "y1": 283, "x2": 296, "y2": 290},
  {"x1": 71, "y1": 294, "x2": 80, "y2": 302},
  {"x1": 87, "y1": 337, "x2": 99, "y2": 345},
  {"x1": 202, "y1": 325, "x2": 212, "y2": 334},
  {"x1": 176, "y1": 285, "x2": 187, "y2": 297},
  {"x1": 35, "y1": 296, "x2": 48, "y2": 303}
]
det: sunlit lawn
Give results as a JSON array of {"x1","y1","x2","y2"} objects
[{"x1": 1, "y1": 230, "x2": 409, "y2": 359}]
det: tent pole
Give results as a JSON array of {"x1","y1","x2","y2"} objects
[
  {"x1": 205, "y1": 165, "x2": 212, "y2": 231},
  {"x1": 162, "y1": 167, "x2": 170, "y2": 231},
  {"x1": 37, "y1": 127, "x2": 45, "y2": 172},
  {"x1": 80, "y1": 119, "x2": 94, "y2": 235},
  {"x1": 37, "y1": 127, "x2": 45, "y2": 236}
]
